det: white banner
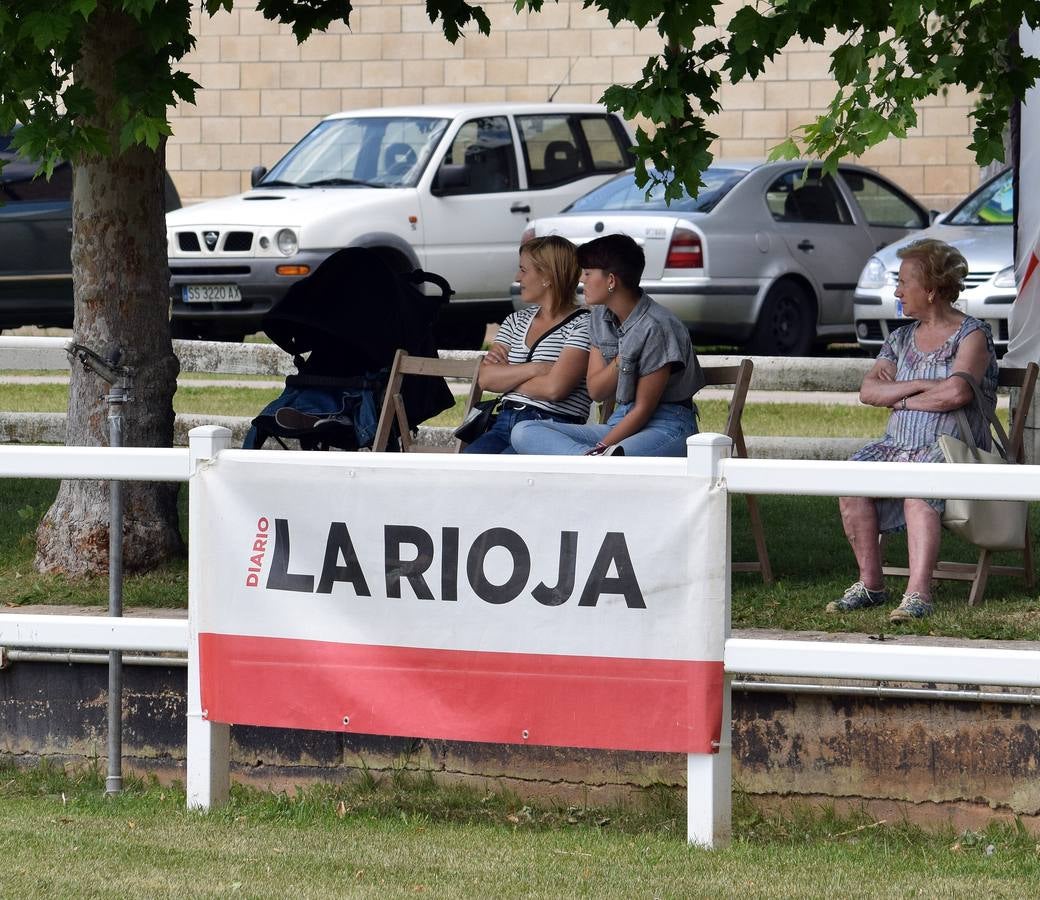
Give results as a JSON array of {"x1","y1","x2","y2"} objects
[{"x1": 194, "y1": 456, "x2": 722, "y2": 662}]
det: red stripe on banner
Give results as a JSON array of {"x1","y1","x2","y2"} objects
[{"x1": 199, "y1": 634, "x2": 723, "y2": 754}]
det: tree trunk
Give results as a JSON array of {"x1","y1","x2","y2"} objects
[{"x1": 34, "y1": 2, "x2": 182, "y2": 575}]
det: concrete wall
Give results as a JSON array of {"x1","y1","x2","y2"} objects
[
  {"x1": 2, "y1": 651, "x2": 1036, "y2": 831},
  {"x1": 168, "y1": 0, "x2": 983, "y2": 211}
]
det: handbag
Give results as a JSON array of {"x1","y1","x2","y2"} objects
[
  {"x1": 453, "y1": 397, "x2": 499, "y2": 443},
  {"x1": 937, "y1": 372, "x2": 1027, "y2": 551}
]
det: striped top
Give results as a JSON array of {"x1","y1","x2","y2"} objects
[{"x1": 495, "y1": 306, "x2": 592, "y2": 421}]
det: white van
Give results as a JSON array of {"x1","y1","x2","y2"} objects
[{"x1": 166, "y1": 103, "x2": 634, "y2": 346}]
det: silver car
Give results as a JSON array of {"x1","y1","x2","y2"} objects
[
  {"x1": 853, "y1": 168, "x2": 1014, "y2": 352},
  {"x1": 519, "y1": 161, "x2": 929, "y2": 355}
]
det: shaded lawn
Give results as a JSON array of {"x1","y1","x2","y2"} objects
[{"x1": 0, "y1": 762, "x2": 1037, "y2": 899}]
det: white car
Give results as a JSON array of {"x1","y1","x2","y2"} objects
[
  {"x1": 854, "y1": 168, "x2": 1014, "y2": 352},
  {"x1": 166, "y1": 103, "x2": 634, "y2": 346}
]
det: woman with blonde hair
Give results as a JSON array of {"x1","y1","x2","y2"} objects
[
  {"x1": 462, "y1": 235, "x2": 591, "y2": 454},
  {"x1": 832, "y1": 238, "x2": 998, "y2": 621}
]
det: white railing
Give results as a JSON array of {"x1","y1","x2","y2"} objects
[{"x1": 1, "y1": 431, "x2": 1039, "y2": 847}]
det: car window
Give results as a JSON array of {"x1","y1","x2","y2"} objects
[
  {"x1": 947, "y1": 169, "x2": 1013, "y2": 226},
  {"x1": 516, "y1": 115, "x2": 586, "y2": 188},
  {"x1": 578, "y1": 116, "x2": 630, "y2": 170},
  {"x1": 566, "y1": 167, "x2": 748, "y2": 213},
  {"x1": 839, "y1": 169, "x2": 927, "y2": 228},
  {"x1": 766, "y1": 170, "x2": 851, "y2": 224},
  {"x1": 437, "y1": 116, "x2": 518, "y2": 194},
  {"x1": 261, "y1": 116, "x2": 449, "y2": 188},
  {"x1": 516, "y1": 114, "x2": 631, "y2": 189}
]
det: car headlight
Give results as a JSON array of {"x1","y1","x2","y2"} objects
[
  {"x1": 275, "y1": 228, "x2": 298, "y2": 257},
  {"x1": 857, "y1": 256, "x2": 888, "y2": 289},
  {"x1": 993, "y1": 265, "x2": 1016, "y2": 289}
]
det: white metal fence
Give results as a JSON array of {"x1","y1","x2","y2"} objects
[{"x1": 1, "y1": 430, "x2": 1039, "y2": 847}]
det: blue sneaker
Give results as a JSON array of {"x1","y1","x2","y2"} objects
[
  {"x1": 889, "y1": 592, "x2": 934, "y2": 622},
  {"x1": 826, "y1": 581, "x2": 889, "y2": 613}
]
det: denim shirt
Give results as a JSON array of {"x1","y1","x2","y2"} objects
[{"x1": 590, "y1": 291, "x2": 705, "y2": 404}]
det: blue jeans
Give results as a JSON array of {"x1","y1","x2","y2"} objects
[
  {"x1": 462, "y1": 404, "x2": 577, "y2": 454},
  {"x1": 510, "y1": 401, "x2": 697, "y2": 457}
]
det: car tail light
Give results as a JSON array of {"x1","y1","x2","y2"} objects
[
  {"x1": 520, "y1": 227, "x2": 535, "y2": 244},
  {"x1": 665, "y1": 228, "x2": 702, "y2": 269}
]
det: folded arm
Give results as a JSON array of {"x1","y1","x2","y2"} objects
[
  {"x1": 477, "y1": 342, "x2": 552, "y2": 393},
  {"x1": 859, "y1": 329, "x2": 990, "y2": 411},
  {"x1": 513, "y1": 346, "x2": 590, "y2": 403}
]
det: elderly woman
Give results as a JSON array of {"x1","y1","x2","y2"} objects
[{"x1": 833, "y1": 238, "x2": 998, "y2": 622}]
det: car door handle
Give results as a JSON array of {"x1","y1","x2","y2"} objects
[
  {"x1": 797, "y1": 239, "x2": 814, "y2": 252},
  {"x1": 510, "y1": 203, "x2": 531, "y2": 214}
]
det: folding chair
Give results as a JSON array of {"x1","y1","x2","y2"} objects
[
  {"x1": 699, "y1": 360, "x2": 774, "y2": 585},
  {"x1": 882, "y1": 361, "x2": 1038, "y2": 605},
  {"x1": 598, "y1": 358, "x2": 772, "y2": 584},
  {"x1": 372, "y1": 349, "x2": 482, "y2": 453}
]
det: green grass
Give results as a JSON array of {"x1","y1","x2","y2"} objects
[
  {"x1": 5, "y1": 381, "x2": 897, "y2": 436},
  {"x1": 0, "y1": 760, "x2": 1036, "y2": 898}
]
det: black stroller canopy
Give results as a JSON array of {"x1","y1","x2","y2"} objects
[
  {"x1": 244, "y1": 246, "x2": 456, "y2": 451},
  {"x1": 262, "y1": 247, "x2": 449, "y2": 375}
]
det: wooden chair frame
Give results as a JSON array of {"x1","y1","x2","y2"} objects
[
  {"x1": 700, "y1": 360, "x2": 774, "y2": 585},
  {"x1": 372, "y1": 349, "x2": 482, "y2": 453},
  {"x1": 881, "y1": 361, "x2": 1039, "y2": 605}
]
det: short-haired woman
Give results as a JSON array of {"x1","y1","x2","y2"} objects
[
  {"x1": 463, "y1": 235, "x2": 591, "y2": 454},
  {"x1": 511, "y1": 233, "x2": 703, "y2": 456},
  {"x1": 833, "y1": 238, "x2": 998, "y2": 621}
]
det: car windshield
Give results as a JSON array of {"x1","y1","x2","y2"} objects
[
  {"x1": 564, "y1": 167, "x2": 748, "y2": 213},
  {"x1": 259, "y1": 116, "x2": 450, "y2": 189},
  {"x1": 946, "y1": 169, "x2": 1013, "y2": 226}
]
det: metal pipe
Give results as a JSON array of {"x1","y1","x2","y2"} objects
[
  {"x1": 4, "y1": 649, "x2": 186, "y2": 667},
  {"x1": 106, "y1": 377, "x2": 128, "y2": 796},
  {"x1": 732, "y1": 679, "x2": 1040, "y2": 705}
]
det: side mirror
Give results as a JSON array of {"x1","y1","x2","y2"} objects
[
  {"x1": 929, "y1": 209, "x2": 945, "y2": 225},
  {"x1": 432, "y1": 164, "x2": 469, "y2": 196},
  {"x1": 250, "y1": 165, "x2": 268, "y2": 188}
]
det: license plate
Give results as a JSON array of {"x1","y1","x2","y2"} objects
[{"x1": 182, "y1": 284, "x2": 242, "y2": 303}]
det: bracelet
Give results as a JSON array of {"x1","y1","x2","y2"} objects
[{"x1": 900, "y1": 397, "x2": 907, "y2": 411}]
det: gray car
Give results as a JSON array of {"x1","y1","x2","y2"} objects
[
  {"x1": 0, "y1": 129, "x2": 181, "y2": 331},
  {"x1": 853, "y1": 168, "x2": 1014, "y2": 352},
  {"x1": 519, "y1": 161, "x2": 929, "y2": 355}
]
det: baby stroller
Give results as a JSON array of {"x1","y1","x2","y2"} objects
[{"x1": 244, "y1": 247, "x2": 456, "y2": 451}]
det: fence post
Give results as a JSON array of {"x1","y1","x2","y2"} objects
[
  {"x1": 186, "y1": 425, "x2": 232, "y2": 809},
  {"x1": 685, "y1": 433, "x2": 732, "y2": 848}
]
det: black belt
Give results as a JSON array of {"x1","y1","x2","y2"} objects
[{"x1": 501, "y1": 399, "x2": 584, "y2": 424}]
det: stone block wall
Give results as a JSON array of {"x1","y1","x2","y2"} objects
[{"x1": 168, "y1": 0, "x2": 983, "y2": 211}]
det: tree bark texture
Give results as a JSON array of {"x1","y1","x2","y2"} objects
[{"x1": 34, "y1": 2, "x2": 182, "y2": 575}]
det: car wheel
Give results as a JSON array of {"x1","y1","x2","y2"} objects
[{"x1": 749, "y1": 280, "x2": 816, "y2": 357}]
